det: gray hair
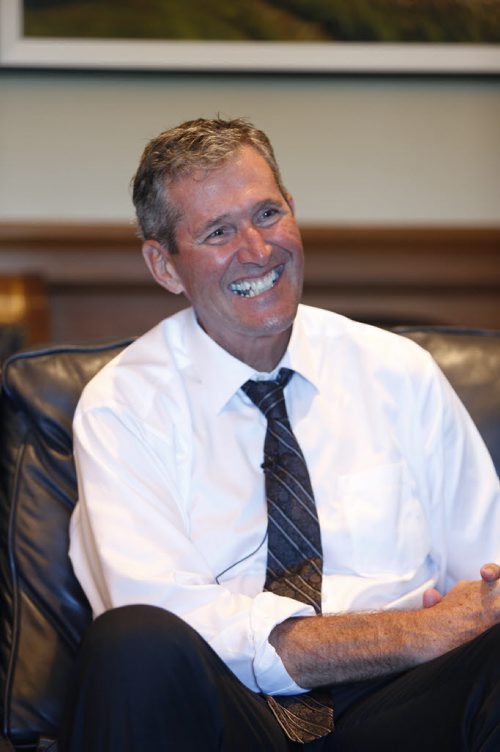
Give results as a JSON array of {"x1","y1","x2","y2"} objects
[{"x1": 132, "y1": 117, "x2": 286, "y2": 253}]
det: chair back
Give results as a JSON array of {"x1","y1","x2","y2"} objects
[
  {"x1": 0, "y1": 340, "x2": 132, "y2": 750},
  {"x1": 0, "y1": 327, "x2": 498, "y2": 750}
]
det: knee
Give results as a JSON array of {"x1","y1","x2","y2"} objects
[
  {"x1": 79, "y1": 605, "x2": 202, "y2": 675},
  {"x1": 89, "y1": 604, "x2": 191, "y2": 643},
  {"x1": 481, "y1": 622, "x2": 500, "y2": 655},
  {"x1": 465, "y1": 622, "x2": 500, "y2": 680},
  {"x1": 475, "y1": 622, "x2": 500, "y2": 650}
]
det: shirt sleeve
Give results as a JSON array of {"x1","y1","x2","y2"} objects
[
  {"x1": 70, "y1": 401, "x2": 315, "y2": 696},
  {"x1": 411, "y1": 351, "x2": 500, "y2": 591}
]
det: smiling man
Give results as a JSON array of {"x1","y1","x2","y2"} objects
[
  {"x1": 141, "y1": 141, "x2": 304, "y2": 371},
  {"x1": 63, "y1": 118, "x2": 500, "y2": 752}
]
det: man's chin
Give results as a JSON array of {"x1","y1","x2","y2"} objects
[{"x1": 238, "y1": 309, "x2": 298, "y2": 341}]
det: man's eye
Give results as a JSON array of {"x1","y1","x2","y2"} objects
[
  {"x1": 258, "y1": 207, "x2": 280, "y2": 223},
  {"x1": 206, "y1": 227, "x2": 227, "y2": 242}
]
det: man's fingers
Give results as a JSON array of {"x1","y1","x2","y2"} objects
[
  {"x1": 480, "y1": 563, "x2": 500, "y2": 582},
  {"x1": 422, "y1": 588, "x2": 443, "y2": 608}
]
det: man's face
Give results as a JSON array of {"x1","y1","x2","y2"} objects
[{"x1": 145, "y1": 145, "x2": 304, "y2": 369}]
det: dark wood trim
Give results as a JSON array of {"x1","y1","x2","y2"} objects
[
  {"x1": 0, "y1": 222, "x2": 498, "y2": 341},
  {"x1": 0, "y1": 221, "x2": 499, "y2": 254},
  {"x1": 0, "y1": 222, "x2": 140, "y2": 250},
  {"x1": 0, "y1": 275, "x2": 50, "y2": 345},
  {"x1": 301, "y1": 225, "x2": 500, "y2": 254}
]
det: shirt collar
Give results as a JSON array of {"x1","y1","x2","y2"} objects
[
  {"x1": 184, "y1": 305, "x2": 321, "y2": 414},
  {"x1": 185, "y1": 310, "x2": 255, "y2": 414},
  {"x1": 285, "y1": 305, "x2": 322, "y2": 393}
]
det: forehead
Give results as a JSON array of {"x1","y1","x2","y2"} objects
[{"x1": 169, "y1": 146, "x2": 282, "y2": 218}]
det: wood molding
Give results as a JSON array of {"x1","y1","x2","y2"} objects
[
  {"x1": 0, "y1": 221, "x2": 499, "y2": 254},
  {"x1": 0, "y1": 222, "x2": 139, "y2": 251},
  {"x1": 0, "y1": 275, "x2": 49, "y2": 345},
  {"x1": 0, "y1": 221, "x2": 498, "y2": 287},
  {"x1": 0, "y1": 222, "x2": 498, "y2": 341}
]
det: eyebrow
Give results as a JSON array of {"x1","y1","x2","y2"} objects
[
  {"x1": 196, "y1": 198, "x2": 284, "y2": 238},
  {"x1": 253, "y1": 198, "x2": 283, "y2": 213},
  {"x1": 197, "y1": 212, "x2": 232, "y2": 238}
]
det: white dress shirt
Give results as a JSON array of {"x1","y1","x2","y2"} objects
[{"x1": 70, "y1": 304, "x2": 500, "y2": 696}]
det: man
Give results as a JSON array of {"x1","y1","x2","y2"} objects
[{"x1": 62, "y1": 117, "x2": 500, "y2": 751}]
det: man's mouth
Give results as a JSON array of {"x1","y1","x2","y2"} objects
[{"x1": 229, "y1": 266, "x2": 283, "y2": 298}]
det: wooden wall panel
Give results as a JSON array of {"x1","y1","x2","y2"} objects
[
  {"x1": 0, "y1": 275, "x2": 50, "y2": 345},
  {"x1": 0, "y1": 223, "x2": 498, "y2": 345}
]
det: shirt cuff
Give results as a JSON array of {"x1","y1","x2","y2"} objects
[{"x1": 250, "y1": 591, "x2": 315, "y2": 695}]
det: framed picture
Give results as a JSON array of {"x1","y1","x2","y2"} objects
[{"x1": 1, "y1": 0, "x2": 500, "y2": 73}]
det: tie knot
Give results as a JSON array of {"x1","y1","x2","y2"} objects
[{"x1": 241, "y1": 368, "x2": 294, "y2": 420}]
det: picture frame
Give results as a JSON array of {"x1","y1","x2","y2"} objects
[{"x1": 1, "y1": 0, "x2": 500, "y2": 73}]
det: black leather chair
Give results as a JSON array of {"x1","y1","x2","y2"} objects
[
  {"x1": 0, "y1": 339, "x2": 133, "y2": 752},
  {"x1": 0, "y1": 327, "x2": 498, "y2": 751}
]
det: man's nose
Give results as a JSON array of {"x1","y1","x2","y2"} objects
[{"x1": 236, "y1": 226, "x2": 272, "y2": 264}]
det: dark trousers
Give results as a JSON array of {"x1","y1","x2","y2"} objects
[{"x1": 59, "y1": 605, "x2": 500, "y2": 752}]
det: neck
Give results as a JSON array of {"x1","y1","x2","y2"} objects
[
  {"x1": 235, "y1": 329, "x2": 292, "y2": 372},
  {"x1": 207, "y1": 326, "x2": 292, "y2": 373}
]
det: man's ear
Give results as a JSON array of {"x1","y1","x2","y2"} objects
[
  {"x1": 285, "y1": 192, "x2": 296, "y2": 214},
  {"x1": 142, "y1": 241, "x2": 185, "y2": 295}
]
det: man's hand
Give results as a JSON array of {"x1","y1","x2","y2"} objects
[
  {"x1": 423, "y1": 562, "x2": 500, "y2": 608},
  {"x1": 270, "y1": 563, "x2": 500, "y2": 689},
  {"x1": 426, "y1": 574, "x2": 500, "y2": 644}
]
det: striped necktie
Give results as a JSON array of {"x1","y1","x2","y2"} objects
[{"x1": 241, "y1": 368, "x2": 333, "y2": 742}]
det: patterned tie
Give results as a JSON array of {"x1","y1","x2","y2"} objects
[{"x1": 241, "y1": 368, "x2": 333, "y2": 743}]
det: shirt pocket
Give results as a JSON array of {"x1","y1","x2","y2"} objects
[{"x1": 337, "y1": 461, "x2": 430, "y2": 578}]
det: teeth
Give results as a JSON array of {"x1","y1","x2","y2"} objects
[{"x1": 230, "y1": 267, "x2": 281, "y2": 297}]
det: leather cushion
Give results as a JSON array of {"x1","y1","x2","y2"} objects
[{"x1": 0, "y1": 340, "x2": 132, "y2": 746}]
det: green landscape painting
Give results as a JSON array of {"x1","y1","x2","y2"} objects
[{"x1": 23, "y1": 0, "x2": 500, "y2": 44}]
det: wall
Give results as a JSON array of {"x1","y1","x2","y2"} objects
[
  {"x1": 1, "y1": 70, "x2": 499, "y2": 225},
  {"x1": 0, "y1": 69, "x2": 499, "y2": 343}
]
